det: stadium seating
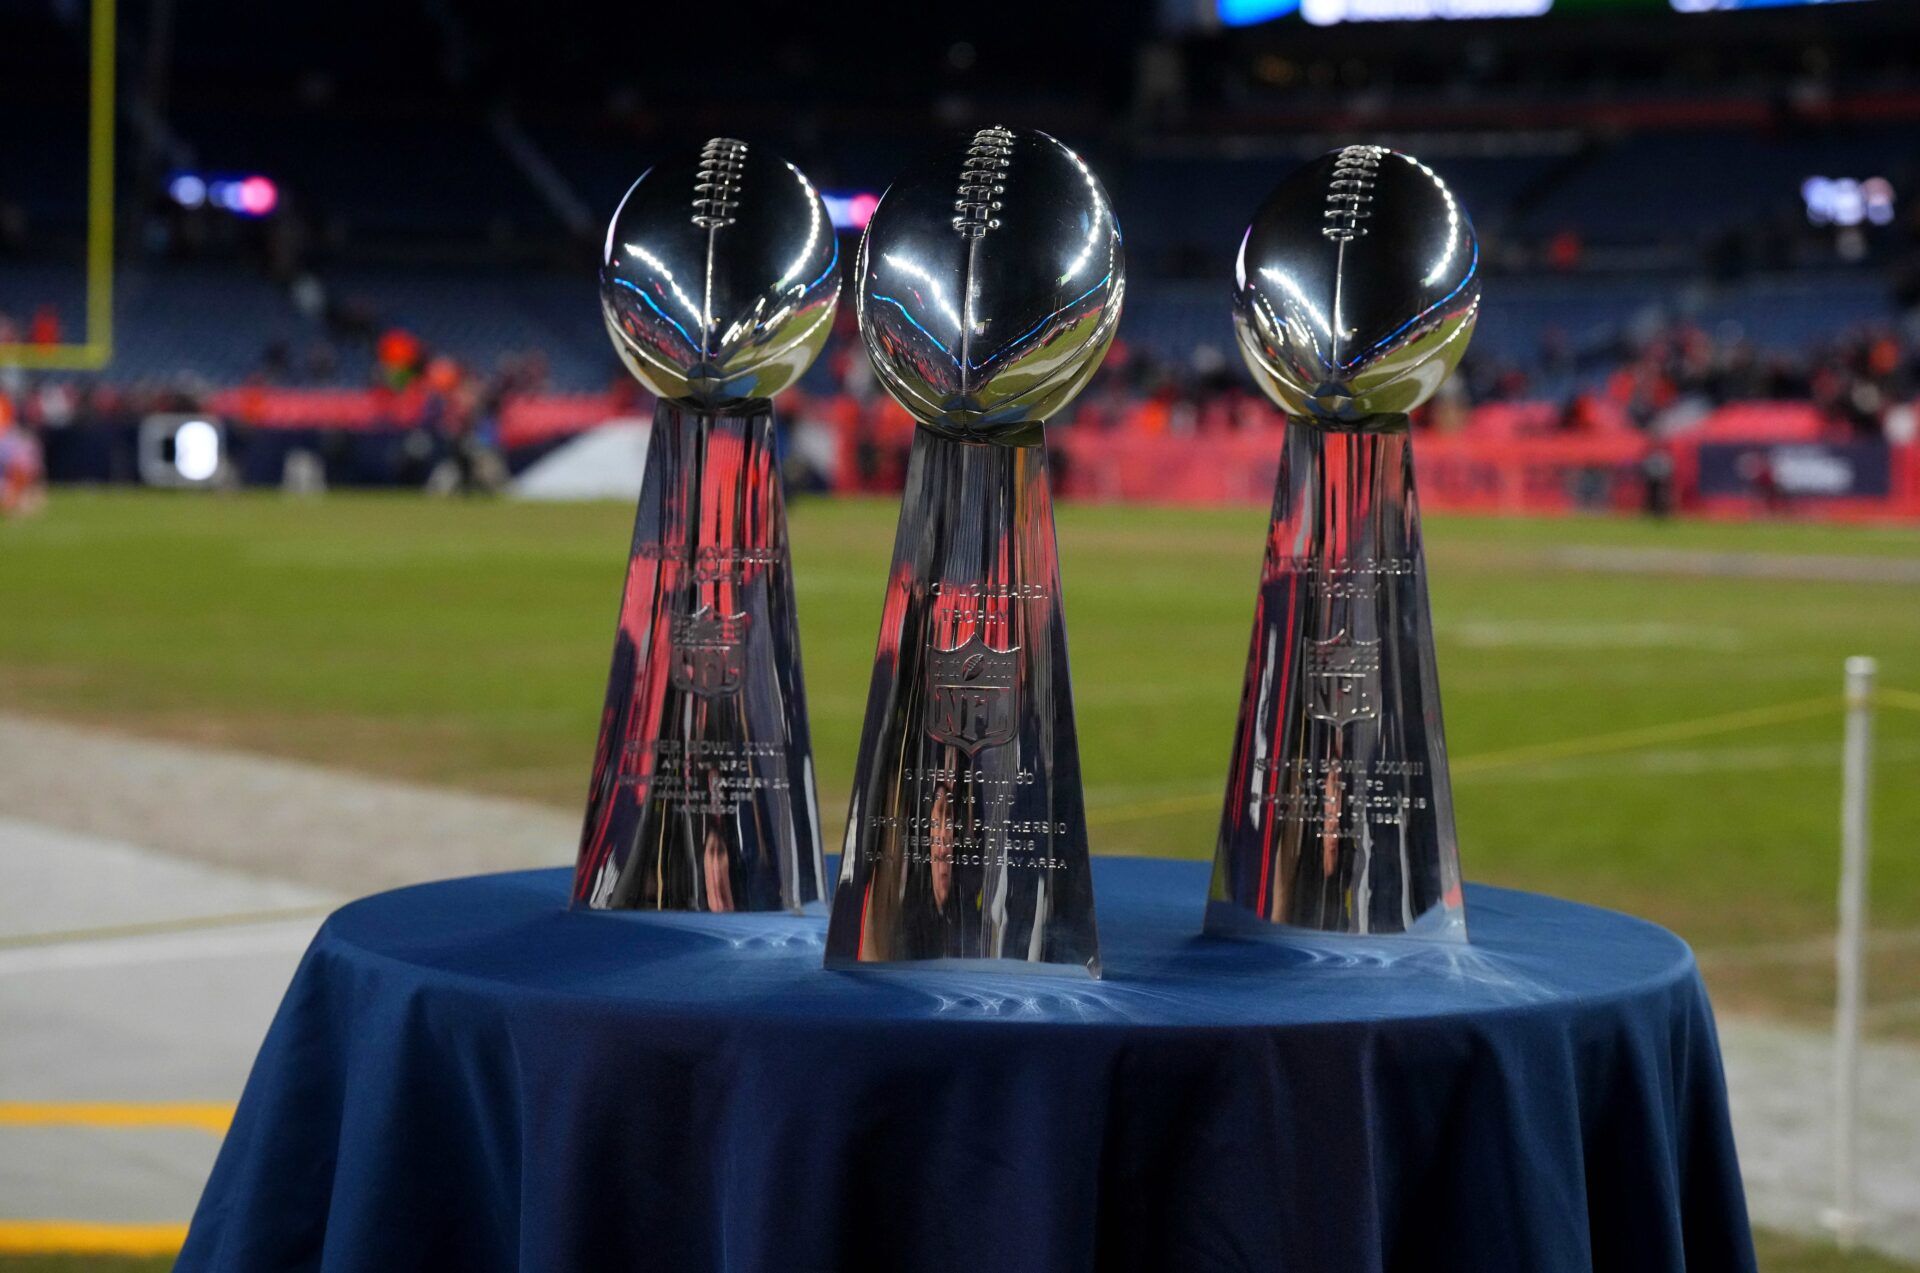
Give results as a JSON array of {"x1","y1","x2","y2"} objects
[
  {"x1": 1519, "y1": 124, "x2": 1916, "y2": 245},
  {"x1": 2, "y1": 259, "x2": 1897, "y2": 395}
]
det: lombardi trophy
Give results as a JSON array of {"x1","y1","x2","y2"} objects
[
  {"x1": 824, "y1": 126, "x2": 1124, "y2": 974},
  {"x1": 573, "y1": 138, "x2": 838, "y2": 913},
  {"x1": 1208, "y1": 146, "x2": 1480, "y2": 941}
]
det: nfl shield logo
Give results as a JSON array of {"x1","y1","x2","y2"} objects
[
  {"x1": 671, "y1": 606, "x2": 750, "y2": 698},
  {"x1": 1305, "y1": 630, "x2": 1380, "y2": 726},
  {"x1": 926, "y1": 635, "x2": 1020, "y2": 755}
]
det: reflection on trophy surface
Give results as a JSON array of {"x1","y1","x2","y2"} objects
[
  {"x1": 572, "y1": 138, "x2": 838, "y2": 914},
  {"x1": 823, "y1": 126, "x2": 1123, "y2": 975},
  {"x1": 1207, "y1": 146, "x2": 1480, "y2": 941}
]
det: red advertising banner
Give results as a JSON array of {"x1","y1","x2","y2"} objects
[
  {"x1": 185, "y1": 387, "x2": 1920, "y2": 521},
  {"x1": 1054, "y1": 430, "x2": 1653, "y2": 515}
]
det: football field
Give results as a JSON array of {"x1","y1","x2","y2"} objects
[
  {"x1": 4, "y1": 492, "x2": 1916, "y2": 1015},
  {"x1": 2, "y1": 491, "x2": 1919, "y2": 1269}
]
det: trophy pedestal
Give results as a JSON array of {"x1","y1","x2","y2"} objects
[
  {"x1": 1203, "y1": 890, "x2": 1466, "y2": 945},
  {"x1": 184, "y1": 865, "x2": 1754, "y2": 1273},
  {"x1": 1208, "y1": 420, "x2": 1466, "y2": 940},
  {"x1": 825, "y1": 427, "x2": 1099, "y2": 975},
  {"x1": 572, "y1": 398, "x2": 824, "y2": 914}
]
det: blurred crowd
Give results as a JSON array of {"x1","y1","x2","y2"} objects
[
  {"x1": 0, "y1": 385, "x2": 43, "y2": 517},
  {"x1": 3, "y1": 277, "x2": 1919, "y2": 508},
  {"x1": 0, "y1": 303, "x2": 66, "y2": 349},
  {"x1": 1458, "y1": 318, "x2": 1920, "y2": 440},
  {"x1": 787, "y1": 304, "x2": 1920, "y2": 464}
]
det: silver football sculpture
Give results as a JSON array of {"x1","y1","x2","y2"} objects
[
  {"x1": 600, "y1": 138, "x2": 840, "y2": 408},
  {"x1": 1233, "y1": 146, "x2": 1479, "y2": 424},
  {"x1": 855, "y1": 125, "x2": 1125, "y2": 441}
]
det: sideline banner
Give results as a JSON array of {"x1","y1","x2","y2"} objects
[
  {"x1": 1696, "y1": 441, "x2": 1892, "y2": 500},
  {"x1": 81, "y1": 388, "x2": 1920, "y2": 519},
  {"x1": 1053, "y1": 431, "x2": 1651, "y2": 514}
]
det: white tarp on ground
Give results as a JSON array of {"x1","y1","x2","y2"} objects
[{"x1": 509, "y1": 419, "x2": 650, "y2": 501}]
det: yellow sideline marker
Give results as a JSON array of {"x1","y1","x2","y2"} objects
[
  {"x1": 0, "y1": 1102, "x2": 233, "y2": 1135},
  {"x1": 1088, "y1": 692, "x2": 1852, "y2": 827},
  {"x1": 1877, "y1": 686, "x2": 1920, "y2": 714},
  {"x1": 0, "y1": 1221, "x2": 186, "y2": 1256},
  {"x1": 1446, "y1": 694, "x2": 1837, "y2": 776}
]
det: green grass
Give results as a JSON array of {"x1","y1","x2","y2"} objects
[
  {"x1": 1752, "y1": 1232, "x2": 1920, "y2": 1272},
  {"x1": 4, "y1": 491, "x2": 1919, "y2": 1028}
]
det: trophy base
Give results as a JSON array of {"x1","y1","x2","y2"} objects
[
  {"x1": 823, "y1": 953, "x2": 1097, "y2": 978},
  {"x1": 1208, "y1": 421, "x2": 1467, "y2": 942},
  {"x1": 824, "y1": 427, "x2": 1101, "y2": 977},
  {"x1": 1203, "y1": 897, "x2": 1468, "y2": 946},
  {"x1": 571, "y1": 398, "x2": 825, "y2": 916},
  {"x1": 615, "y1": 899, "x2": 828, "y2": 922}
]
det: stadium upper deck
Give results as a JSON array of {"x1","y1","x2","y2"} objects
[{"x1": 0, "y1": 0, "x2": 1916, "y2": 459}]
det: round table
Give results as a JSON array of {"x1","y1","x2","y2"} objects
[{"x1": 178, "y1": 860, "x2": 1756, "y2": 1273}]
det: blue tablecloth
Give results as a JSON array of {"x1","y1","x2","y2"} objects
[{"x1": 179, "y1": 861, "x2": 1755, "y2": 1273}]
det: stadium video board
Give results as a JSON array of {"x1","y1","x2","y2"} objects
[{"x1": 1217, "y1": 0, "x2": 1873, "y2": 25}]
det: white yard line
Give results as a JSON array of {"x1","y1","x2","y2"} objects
[
  {"x1": 1539, "y1": 545, "x2": 1920, "y2": 586},
  {"x1": 1698, "y1": 929, "x2": 1920, "y2": 970},
  {"x1": 1447, "y1": 619, "x2": 1748, "y2": 651}
]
